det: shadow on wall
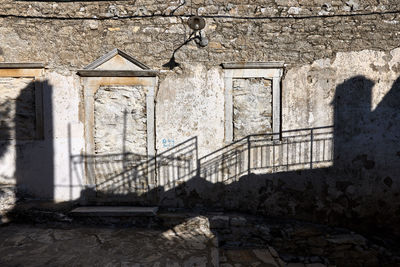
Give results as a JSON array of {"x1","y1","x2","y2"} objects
[
  {"x1": 0, "y1": 100, "x2": 11, "y2": 161},
  {"x1": 16, "y1": 80, "x2": 54, "y2": 200},
  {"x1": 2, "y1": 74, "x2": 393, "y2": 237},
  {"x1": 70, "y1": 74, "x2": 400, "y2": 236},
  {"x1": 72, "y1": 136, "x2": 198, "y2": 205},
  {"x1": 334, "y1": 75, "x2": 400, "y2": 176},
  {"x1": 0, "y1": 80, "x2": 54, "y2": 200}
]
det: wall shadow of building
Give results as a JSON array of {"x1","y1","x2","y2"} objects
[
  {"x1": 2, "y1": 74, "x2": 398, "y2": 267},
  {"x1": 0, "y1": 94, "x2": 12, "y2": 215},
  {"x1": 0, "y1": 79, "x2": 54, "y2": 220},
  {"x1": 61, "y1": 74, "x2": 399, "y2": 240},
  {"x1": 0, "y1": 101, "x2": 11, "y2": 156},
  {"x1": 14, "y1": 80, "x2": 54, "y2": 200}
]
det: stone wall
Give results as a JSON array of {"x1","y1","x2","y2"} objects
[
  {"x1": 0, "y1": 78, "x2": 36, "y2": 140},
  {"x1": 0, "y1": 0, "x2": 399, "y2": 237},
  {"x1": 233, "y1": 78, "x2": 272, "y2": 140},
  {"x1": 94, "y1": 85, "x2": 147, "y2": 155},
  {"x1": 1, "y1": 1, "x2": 400, "y2": 70},
  {"x1": 156, "y1": 63, "x2": 224, "y2": 156},
  {"x1": 0, "y1": 185, "x2": 15, "y2": 224}
]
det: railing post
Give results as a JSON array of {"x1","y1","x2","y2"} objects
[
  {"x1": 195, "y1": 137, "x2": 200, "y2": 178},
  {"x1": 247, "y1": 136, "x2": 251, "y2": 176},
  {"x1": 197, "y1": 159, "x2": 200, "y2": 177},
  {"x1": 310, "y1": 128, "x2": 314, "y2": 169}
]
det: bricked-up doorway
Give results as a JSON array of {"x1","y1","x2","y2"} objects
[
  {"x1": 94, "y1": 85, "x2": 147, "y2": 156},
  {"x1": 222, "y1": 62, "x2": 284, "y2": 142},
  {"x1": 78, "y1": 49, "x2": 158, "y2": 195},
  {"x1": 232, "y1": 78, "x2": 273, "y2": 140}
]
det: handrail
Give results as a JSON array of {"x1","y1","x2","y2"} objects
[
  {"x1": 199, "y1": 126, "x2": 334, "y2": 162},
  {"x1": 198, "y1": 126, "x2": 334, "y2": 184},
  {"x1": 71, "y1": 126, "x2": 334, "y2": 193},
  {"x1": 199, "y1": 136, "x2": 249, "y2": 161}
]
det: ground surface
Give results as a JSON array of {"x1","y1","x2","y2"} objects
[
  {"x1": 0, "y1": 224, "x2": 308, "y2": 267},
  {"x1": 0, "y1": 223, "x2": 292, "y2": 267},
  {"x1": 0, "y1": 221, "x2": 218, "y2": 267},
  {"x1": 1, "y1": 221, "x2": 399, "y2": 267},
  {"x1": 1, "y1": 200, "x2": 400, "y2": 267}
]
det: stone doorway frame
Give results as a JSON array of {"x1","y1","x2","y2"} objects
[
  {"x1": 222, "y1": 62, "x2": 284, "y2": 142},
  {"x1": 78, "y1": 70, "x2": 158, "y2": 185}
]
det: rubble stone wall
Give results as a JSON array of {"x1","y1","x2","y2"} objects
[
  {"x1": 0, "y1": 0, "x2": 399, "y2": 70},
  {"x1": 0, "y1": 78, "x2": 36, "y2": 140},
  {"x1": 233, "y1": 78, "x2": 272, "y2": 140},
  {"x1": 94, "y1": 85, "x2": 147, "y2": 155}
]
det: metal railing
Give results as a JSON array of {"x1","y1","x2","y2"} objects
[
  {"x1": 198, "y1": 126, "x2": 333, "y2": 183},
  {"x1": 71, "y1": 127, "x2": 333, "y2": 195}
]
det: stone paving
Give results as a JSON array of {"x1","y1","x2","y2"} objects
[
  {"x1": 1, "y1": 198, "x2": 400, "y2": 267},
  {"x1": 1, "y1": 220, "x2": 400, "y2": 267},
  {"x1": 220, "y1": 248, "x2": 333, "y2": 267},
  {"x1": 0, "y1": 223, "x2": 328, "y2": 267},
  {"x1": 208, "y1": 213, "x2": 400, "y2": 266},
  {"x1": 0, "y1": 217, "x2": 218, "y2": 267}
]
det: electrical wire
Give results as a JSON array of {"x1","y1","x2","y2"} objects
[{"x1": 0, "y1": 9, "x2": 399, "y2": 21}]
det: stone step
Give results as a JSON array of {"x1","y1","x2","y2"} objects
[{"x1": 70, "y1": 206, "x2": 158, "y2": 217}]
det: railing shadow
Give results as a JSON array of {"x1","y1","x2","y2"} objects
[
  {"x1": 71, "y1": 152, "x2": 148, "y2": 195},
  {"x1": 71, "y1": 137, "x2": 198, "y2": 204}
]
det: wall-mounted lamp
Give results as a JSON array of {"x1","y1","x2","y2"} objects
[
  {"x1": 163, "y1": 16, "x2": 208, "y2": 70},
  {"x1": 187, "y1": 16, "x2": 206, "y2": 31}
]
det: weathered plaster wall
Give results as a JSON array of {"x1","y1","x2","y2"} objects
[
  {"x1": 282, "y1": 49, "x2": 400, "y2": 214},
  {"x1": 0, "y1": 0, "x2": 399, "y2": 235},
  {"x1": 0, "y1": 71, "x2": 85, "y2": 201},
  {"x1": 50, "y1": 72, "x2": 85, "y2": 201},
  {"x1": 283, "y1": 49, "x2": 400, "y2": 129},
  {"x1": 169, "y1": 48, "x2": 400, "y2": 235},
  {"x1": 156, "y1": 64, "x2": 224, "y2": 156}
]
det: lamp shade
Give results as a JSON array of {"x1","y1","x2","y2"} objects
[{"x1": 187, "y1": 16, "x2": 206, "y2": 30}]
